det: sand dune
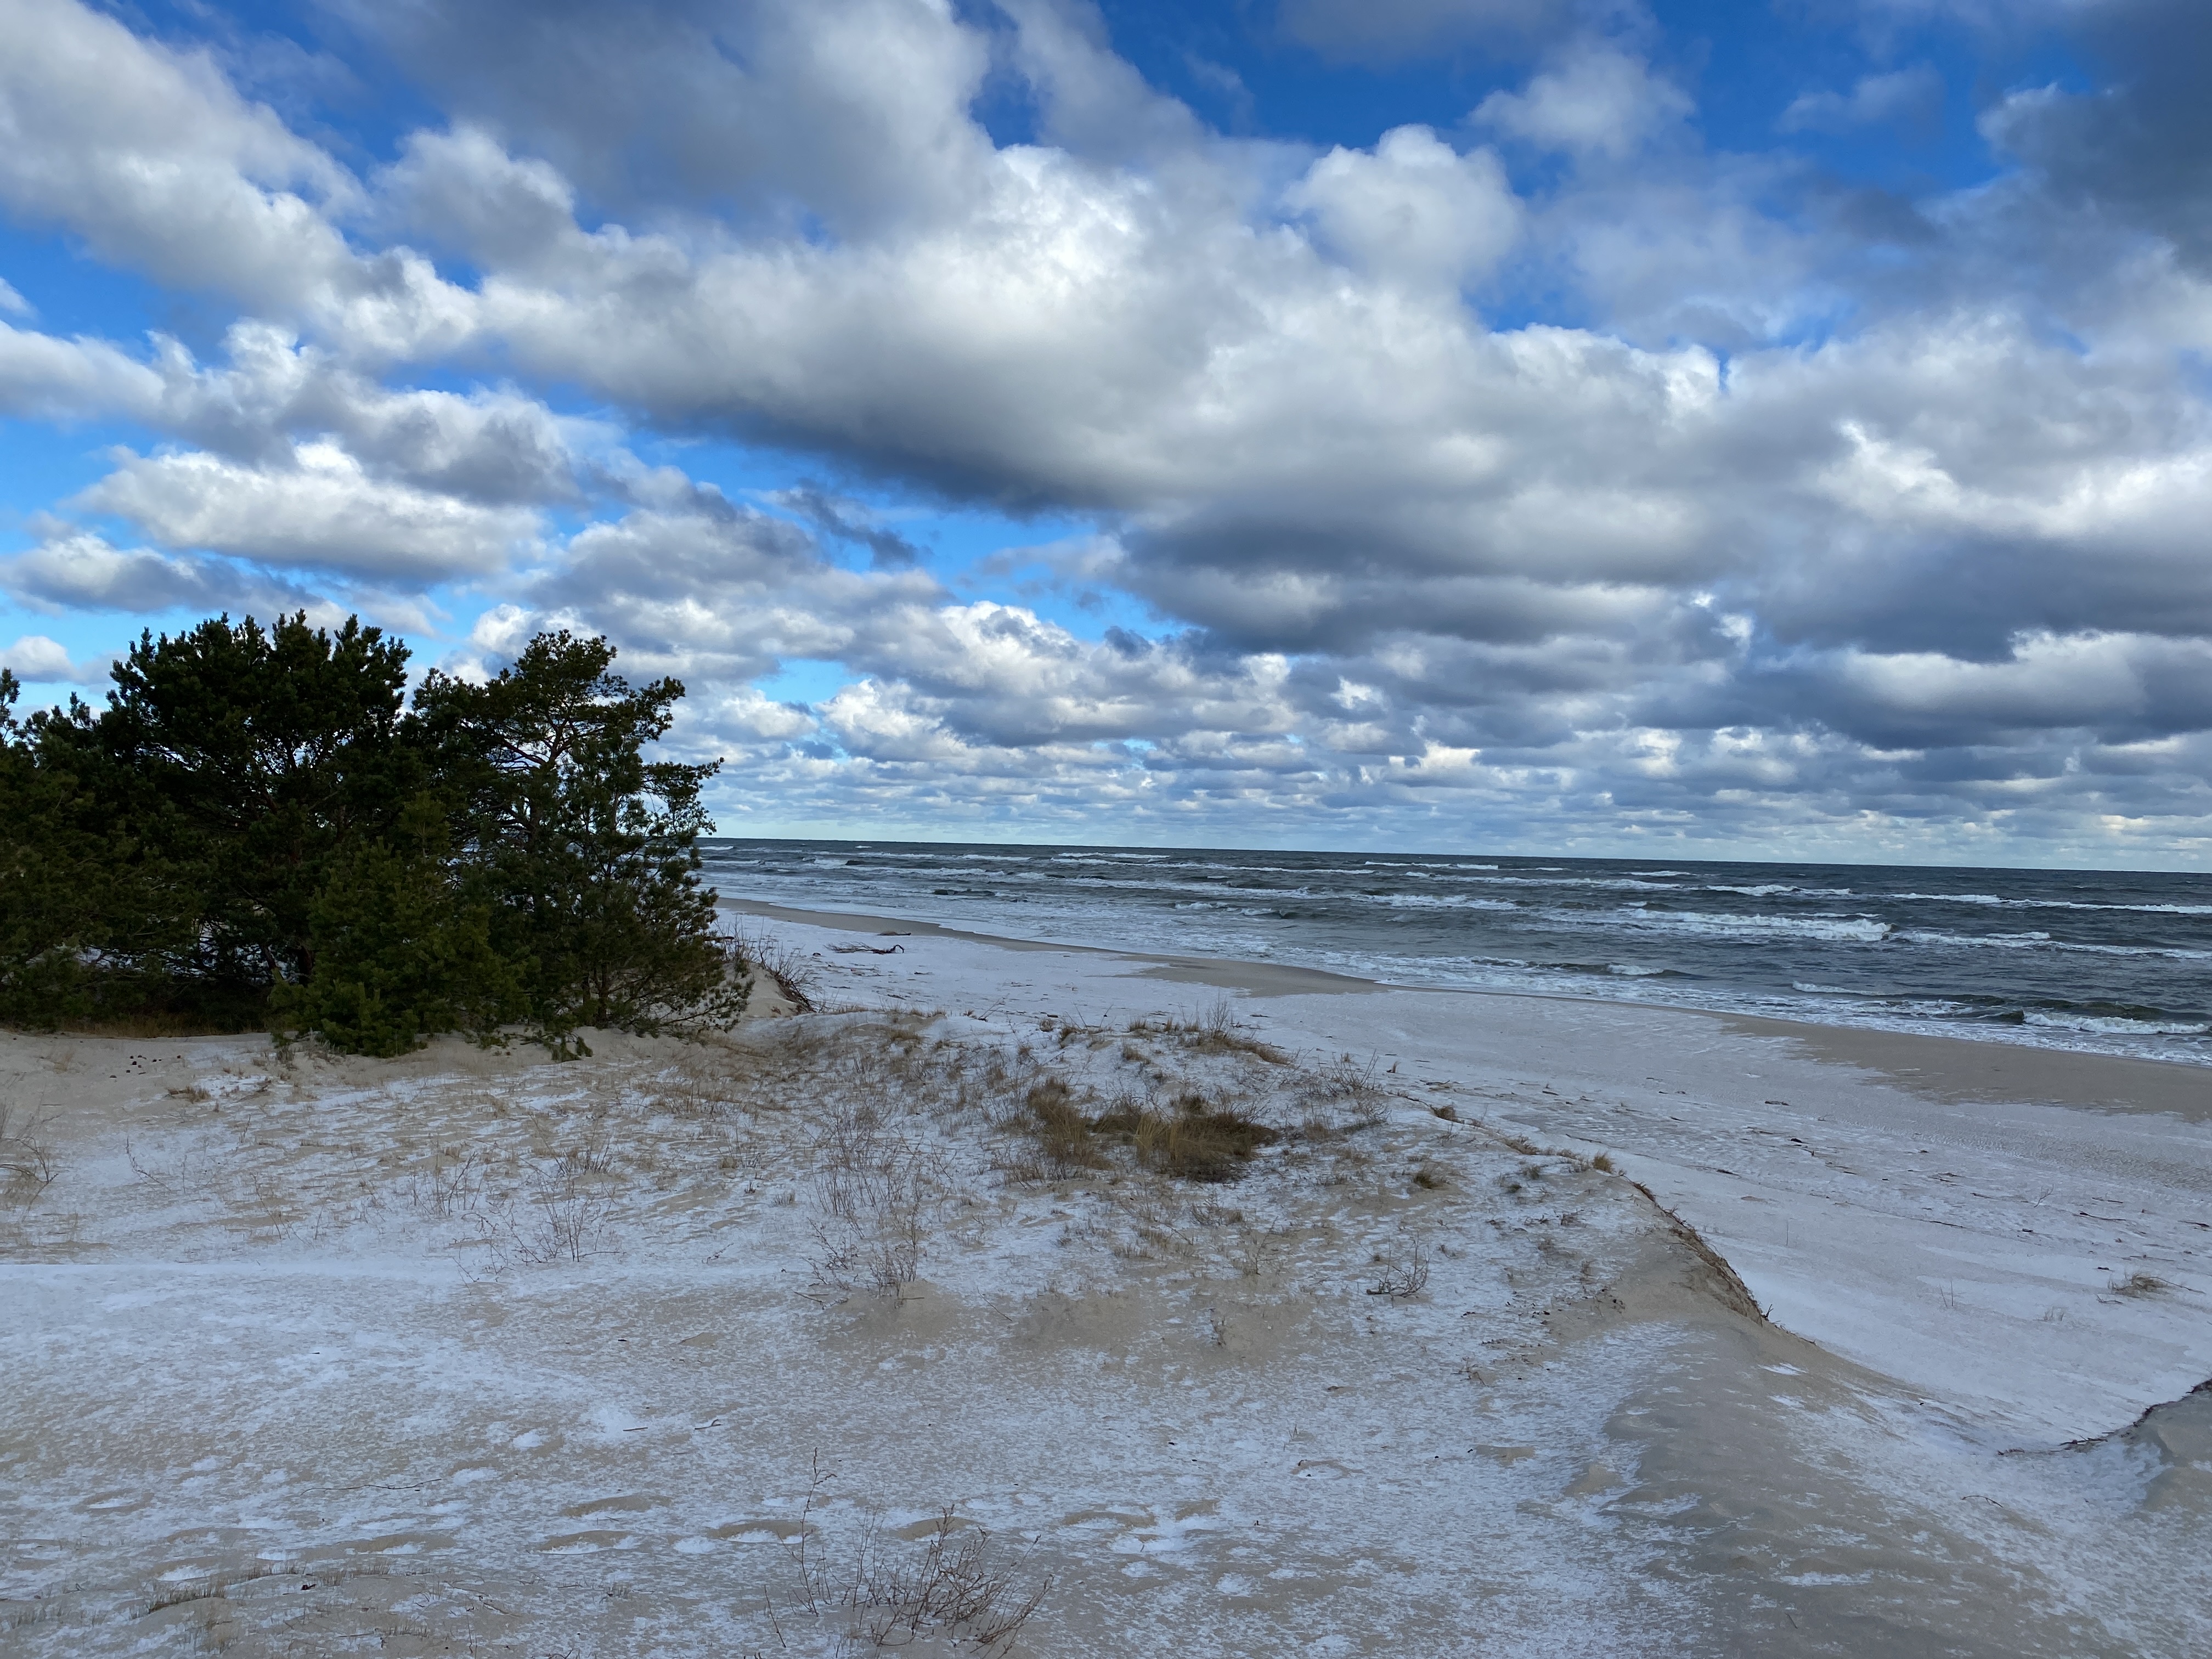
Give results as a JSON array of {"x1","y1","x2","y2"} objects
[{"x1": 2, "y1": 915, "x2": 2206, "y2": 1656}]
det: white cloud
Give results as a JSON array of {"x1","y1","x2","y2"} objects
[
  {"x1": 0, "y1": 0, "x2": 471, "y2": 353},
  {"x1": 0, "y1": 528, "x2": 328, "y2": 619},
  {"x1": 0, "y1": 632, "x2": 106, "y2": 683},
  {"x1": 0, "y1": 0, "x2": 353, "y2": 301},
  {"x1": 706, "y1": 686, "x2": 819, "y2": 744},
  {"x1": 76, "y1": 444, "x2": 540, "y2": 580},
  {"x1": 1288, "y1": 127, "x2": 1521, "y2": 289},
  {"x1": 0, "y1": 319, "x2": 166, "y2": 420},
  {"x1": 1779, "y1": 65, "x2": 1943, "y2": 136},
  {"x1": 1473, "y1": 40, "x2": 1692, "y2": 160},
  {"x1": 350, "y1": 0, "x2": 997, "y2": 238}
]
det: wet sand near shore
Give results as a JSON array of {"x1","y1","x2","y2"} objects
[
  {"x1": 726, "y1": 896, "x2": 1386, "y2": 997},
  {"x1": 1716, "y1": 1012, "x2": 2211, "y2": 1121}
]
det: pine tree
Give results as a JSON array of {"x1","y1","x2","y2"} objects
[
  {"x1": 413, "y1": 631, "x2": 744, "y2": 1051},
  {"x1": 0, "y1": 671, "x2": 192, "y2": 1027},
  {"x1": 268, "y1": 795, "x2": 524, "y2": 1056},
  {"x1": 57, "y1": 613, "x2": 420, "y2": 998}
]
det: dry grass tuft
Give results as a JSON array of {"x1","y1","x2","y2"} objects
[
  {"x1": 2110, "y1": 1269, "x2": 2170, "y2": 1298},
  {"x1": 843, "y1": 1510, "x2": 1052, "y2": 1653},
  {"x1": 1020, "y1": 1077, "x2": 1108, "y2": 1177},
  {"x1": 1294, "y1": 1051, "x2": 1389, "y2": 1127},
  {"x1": 1090, "y1": 1092, "x2": 1279, "y2": 1184},
  {"x1": 807, "y1": 1095, "x2": 948, "y2": 1297},
  {"x1": 1125, "y1": 997, "x2": 1287, "y2": 1063}
]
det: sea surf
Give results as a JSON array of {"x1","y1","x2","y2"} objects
[{"x1": 703, "y1": 840, "x2": 2212, "y2": 1067}]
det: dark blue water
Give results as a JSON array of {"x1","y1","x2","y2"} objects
[{"x1": 699, "y1": 840, "x2": 2212, "y2": 1066}]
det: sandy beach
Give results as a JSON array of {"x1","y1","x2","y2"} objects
[{"x1": 3, "y1": 907, "x2": 2207, "y2": 1656}]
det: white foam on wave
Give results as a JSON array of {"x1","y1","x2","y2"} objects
[
  {"x1": 1605, "y1": 907, "x2": 1893, "y2": 944},
  {"x1": 1447, "y1": 872, "x2": 1684, "y2": 893},
  {"x1": 1887, "y1": 891, "x2": 2212, "y2": 917},
  {"x1": 2022, "y1": 1011, "x2": 2212, "y2": 1037},
  {"x1": 1379, "y1": 893, "x2": 1519, "y2": 912},
  {"x1": 1898, "y1": 928, "x2": 2212, "y2": 961}
]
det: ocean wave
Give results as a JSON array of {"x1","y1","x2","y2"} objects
[
  {"x1": 1884, "y1": 891, "x2": 2212, "y2": 917},
  {"x1": 1440, "y1": 872, "x2": 1689, "y2": 894},
  {"x1": 1896, "y1": 928, "x2": 2212, "y2": 961},
  {"x1": 1602, "y1": 908, "x2": 1894, "y2": 944},
  {"x1": 2022, "y1": 1011, "x2": 2212, "y2": 1037},
  {"x1": 1377, "y1": 893, "x2": 1519, "y2": 912}
]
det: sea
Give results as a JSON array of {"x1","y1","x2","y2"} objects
[{"x1": 698, "y1": 840, "x2": 2212, "y2": 1068}]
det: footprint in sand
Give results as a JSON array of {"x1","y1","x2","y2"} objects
[
  {"x1": 535, "y1": 1530, "x2": 642, "y2": 1554},
  {"x1": 560, "y1": 1493, "x2": 665, "y2": 1519},
  {"x1": 709, "y1": 1519, "x2": 814, "y2": 1542}
]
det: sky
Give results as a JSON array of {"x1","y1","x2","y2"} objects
[{"x1": 1, "y1": 0, "x2": 2209, "y2": 866}]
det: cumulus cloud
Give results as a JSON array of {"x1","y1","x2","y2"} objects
[
  {"x1": 0, "y1": 0, "x2": 354, "y2": 301},
  {"x1": 0, "y1": 0, "x2": 470, "y2": 351},
  {"x1": 0, "y1": 319, "x2": 166, "y2": 420},
  {"x1": 1472, "y1": 39, "x2": 1691, "y2": 159},
  {"x1": 76, "y1": 444, "x2": 540, "y2": 581},
  {"x1": 1287, "y1": 127, "x2": 1522, "y2": 289},
  {"x1": 0, "y1": 633, "x2": 107, "y2": 683},
  {"x1": 341, "y1": 0, "x2": 995, "y2": 237},
  {"x1": 0, "y1": 0, "x2": 2209, "y2": 854},
  {"x1": 0, "y1": 528, "x2": 341, "y2": 623},
  {"x1": 524, "y1": 500, "x2": 943, "y2": 685}
]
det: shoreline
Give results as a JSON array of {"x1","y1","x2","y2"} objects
[
  {"x1": 723, "y1": 896, "x2": 2210, "y2": 1117},
  {"x1": 723, "y1": 896, "x2": 1385, "y2": 999}
]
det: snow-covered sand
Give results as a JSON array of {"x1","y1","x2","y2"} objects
[{"x1": 3, "y1": 908, "x2": 2207, "y2": 1656}]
